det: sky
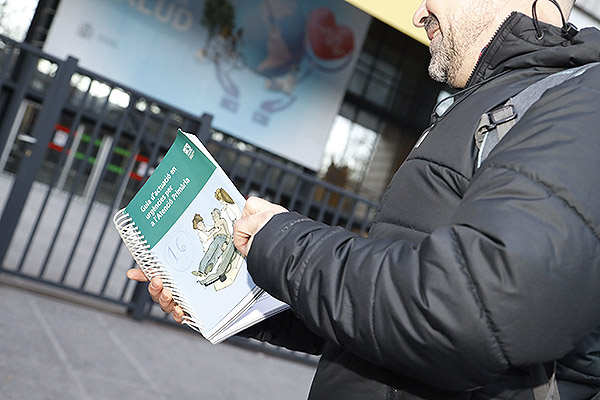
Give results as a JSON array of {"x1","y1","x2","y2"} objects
[{"x1": 0, "y1": 0, "x2": 38, "y2": 41}]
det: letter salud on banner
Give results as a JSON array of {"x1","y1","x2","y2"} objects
[{"x1": 43, "y1": 0, "x2": 371, "y2": 171}]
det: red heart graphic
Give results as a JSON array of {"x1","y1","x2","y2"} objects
[{"x1": 307, "y1": 8, "x2": 355, "y2": 60}]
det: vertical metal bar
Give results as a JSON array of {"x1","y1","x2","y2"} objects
[
  {"x1": 56, "y1": 124, "x2": 85, "y2": 190},
  {"x1": 344, "y1": 199, "x2": 359, "y2": 231},
  {"x1": 331, "y1": 194, "x2": 346, "y2": 226},
  {"x1": 241, "y1": 157, "x2": 258, "y2": 195},
  {"x1": 120, "y1": 259, "x2": 137, "y2": 301},
  {"x1": 359, "y1": 204, "x2": 374, "y2": 234},
  {"x1": 195, "y1": 113, "x2": 213, "y2": 143},
  {"x1": 82, "y1": 134, "x2": 113, "y2": 200},
  {"x1": 0, "y1": 56, "x2": 78, "y2": 269},
  {"x1": 272, "y1": 170, "x2": 288, "y2": 204},
  {"x1": 129, "y1": 280, "x2": 151, "y2": 321},
  {"x1": 316, "y1": 189, "x2": 331, "y2": 222},
  {"x1": 113, "y1": 147, "x2": 136, "y2": 210},
  {"x1": 227, "y1": 150, "x2": 243, "y2": 181},
  {"x1": 179, "y1": 117, "x2": 191, "y2": 133},
  {"x1": 300, "y1": 183, "x2": 317, "y2": 216},
  {"x1": 212, "y1": 143, "x2": 225, "y2": 164},
  {"x1": 107, "y1": 244, "x2": 128, "y2": 301},
  {"x1": 287, "y1": 177, "x2": 303, "y2": 211},
  {"x1": 257, "y1": 166, "x2": 274, "y2": 197}
]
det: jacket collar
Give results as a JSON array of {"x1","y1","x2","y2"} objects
[{"x1": 466, "y1": 12, "x2": 600, "y2": 88}]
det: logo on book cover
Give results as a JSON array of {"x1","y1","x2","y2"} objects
[{"x1": 183, "y1": 143, "x2": 195, "y2": 160}]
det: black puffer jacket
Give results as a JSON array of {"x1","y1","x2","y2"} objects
[{"x1": 242, "y1": 13, "x2": 600, "y2": 400}]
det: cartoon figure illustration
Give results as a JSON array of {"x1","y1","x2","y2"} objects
[
  {"x1": 190, "y1": 188, "x2": 244, "y2": 290},
  {"x1": 215, "y1": 187, "x2": 242, "y2": 226},
  {"x1": 191, "y1": 209, "x2": 231, "y2": 285},
  {"x1": 191, "y1": 212, "x2": 222, "y2": 277},
  {"x1": 192, "y1": 213, "x2": 217, "y2": 252}
]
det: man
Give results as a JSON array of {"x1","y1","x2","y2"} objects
[
  {"x1": 128, "y1": 0, "x2": 600, "y2": 398},
  {"x1": 193, "y1": 208, "x2": 230, "y2": 283}
]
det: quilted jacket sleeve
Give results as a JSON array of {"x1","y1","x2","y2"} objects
[{"x1": 245, "y1": 75, "x2": 600, "y2": 391}]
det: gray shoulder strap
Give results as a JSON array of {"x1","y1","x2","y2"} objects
[
  {"x1": 475, "y1": 62, "x2": 600, "y2": 169},
  {"x1": 530, "y1": 362, "x2": 560, "y2": 400}
]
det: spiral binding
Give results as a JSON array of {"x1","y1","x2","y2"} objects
[{"x1": 113, "y1": 208, "x2": 205, "y2": 334}]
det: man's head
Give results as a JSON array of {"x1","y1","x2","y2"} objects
[{"x1": 413, "y1": 0, "x2": 576, "y2": 88}]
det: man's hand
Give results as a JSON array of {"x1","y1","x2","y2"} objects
[
  {"x1": 234, "y1": 196, "x2": 288, "y2": 257},
  {"x1": 126, "y1": 268, "x2": 185, "y2": 324}
]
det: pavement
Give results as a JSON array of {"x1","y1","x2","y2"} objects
[{"x1": 0, "y1": 276, "x2": 317, "y2": 400}]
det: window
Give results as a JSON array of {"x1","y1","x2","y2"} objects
[{"x1": 319, "y1": 113, "x2": 378, "y2": 191}]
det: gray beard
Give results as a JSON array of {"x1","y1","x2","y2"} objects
[
  {"x1": 428, "y1": 46, "x2": 450, "y2": 83},
  {"x1": 428, "y1": 32, "x2": 463, "y2": 87}
]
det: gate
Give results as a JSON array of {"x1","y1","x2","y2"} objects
[{"x1": 0, "y1": 34, "x2": 378, "y2": 327}]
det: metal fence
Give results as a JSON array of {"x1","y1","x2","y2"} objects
[{"x1": 0, "y1": 34, "x2": 378, "y2": 332}]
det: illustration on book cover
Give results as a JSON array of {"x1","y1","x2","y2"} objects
[{"x1": 189, "y1": 187, "x2": 243, "y2": 290}]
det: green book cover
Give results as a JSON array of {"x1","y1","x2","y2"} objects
[{"x1": 126, "y1": 130, "x2": 216, "y2": 249}]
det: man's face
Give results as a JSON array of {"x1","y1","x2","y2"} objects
[{"x1": 413, "y1": 0, "x2": 504, "y2": 87}]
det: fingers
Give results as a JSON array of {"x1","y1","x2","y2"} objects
[
  {"x1": 234, "y1": 197, "x2": 288, "y2": 256},
  {"x1": 234, "y1": 212, "x2": 275, "y2": 257},
  {"x1": 148, "y1": 278, "x2": 173, "y2": 312},
  {"x1": 233, "y1": 217, "x2": 255, "y2": 257},
  {"x1": 127, "y1": 270, "x2": 184, "y2": 324},
  {"x1": 159, "y1": 289, "x2": 175, "y2": 314},
  {"x1": 172, "y1": 305, "x2": 184, "y2": 324},
  {"x1": 127, "y1": 268, "x2": 149, "y2": 282},
  {"x1": 145, "y1": 277, "x2": 183, "y2": 324},
  {"x1": 147, "y1": 277, "x2": 163, "y2": 301},
  {"x1": 242, "y1": 196, "x2": 287, "y2": 217}
]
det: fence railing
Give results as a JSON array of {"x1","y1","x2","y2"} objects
[{"x1": 0, "y1": 34, "x2": 378, "y2": 347}]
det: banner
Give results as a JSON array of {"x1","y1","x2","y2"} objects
[{"x1": 44, "y1": 0, "x2": 370, "y2": 170}]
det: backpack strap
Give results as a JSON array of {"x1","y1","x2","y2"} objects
[
  {"x1": 475, "y1": 62, "x2": 600, "y2": 169},
  {"x1": 530, "y1": 362, "x2": 560, "y2": 400}
]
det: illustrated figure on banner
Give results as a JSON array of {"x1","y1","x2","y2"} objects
[{"x1": 198, "y1": 0, "x2": 358, "y2": 126}]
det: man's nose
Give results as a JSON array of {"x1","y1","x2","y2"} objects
[{"x1": 413, "y1": 0, "x2": 428, "y2": 28}]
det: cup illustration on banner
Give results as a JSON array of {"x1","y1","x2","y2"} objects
[
  {"x1": 199, "y1": 0, "x2": 357, "y2": 126},
  {"x1": 306, "y1": 7, "x2": 355, "y2": 71}
]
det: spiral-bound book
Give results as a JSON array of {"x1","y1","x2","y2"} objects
[{"x1": 114, "y1": 129, "x2": 288, "y2": 344}]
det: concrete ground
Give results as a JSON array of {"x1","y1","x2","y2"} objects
[{"x1": 0, "y1": 278, "x2": 317, "y2": 400}]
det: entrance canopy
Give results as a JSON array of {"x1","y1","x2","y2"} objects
[{"x1": 345, "y1": 0, "x2": 428, "y2": 45}]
